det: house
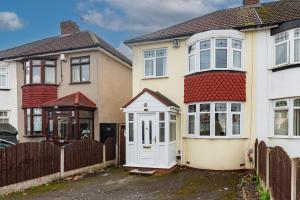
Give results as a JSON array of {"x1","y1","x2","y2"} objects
[
  {"x1": 122, "y1": 0, "x2": 300, "y2": 170},
  {"x1": 0, "y1": 21, "x2": 132, "y2": 143}
]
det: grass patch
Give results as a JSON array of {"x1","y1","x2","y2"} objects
[{"x1": 254, "y1": 176, "x2": 270, "y2": 200}]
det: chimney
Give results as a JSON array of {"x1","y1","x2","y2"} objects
[
  {"x1": 60, "y1": 20, "x2": 80, "y2": 35},
  {"x1": 243, "y1": 0, "x2": 260, "y2": 6}
]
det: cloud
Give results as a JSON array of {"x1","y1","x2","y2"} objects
[
  {"x1": 78, "y1": 0, "x2": 239, "y2": 34},
  {"x1": 117, "y1": 42, "x2": 132, "y2": 59},
  {"x1": 0, "y1": 12, "x2": 23, "y2": 31}
]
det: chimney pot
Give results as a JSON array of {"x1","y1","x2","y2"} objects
[
  {"x1": 243, "y1": 0, "x2": 260, "y2": 6},
  {"x1": 60, "y1": 20, "x2": 80, "y2": 35}
]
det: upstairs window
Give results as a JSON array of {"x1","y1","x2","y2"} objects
[
  {"x1": 24, "y1": 59, "x2": 56, "y2": 85},
  {"x1": 144, "y1": 48, "x2": 167, "y2": 77},
  {"x1": 295, "y1": 29, "x2": 300, "y2": 63},
  {"x1": 187, "y1": 37, "x2": 243, "y2": 73},
  {"x1": 71, "y1": 56, "x2": 90, "y2": 83},
  {"x1": 275, "y1": 32, "x2": 289, "y2": 66},
  {"x1": 0, "y1": 66, "x2": 8, "y2": 89}
]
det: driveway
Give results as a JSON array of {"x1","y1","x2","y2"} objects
[{"x1": 3, "y1": 167, "x2": 243, "y2": 200}]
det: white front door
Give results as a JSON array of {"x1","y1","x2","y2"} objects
[{"x1": 138, "y1": 114, "x2": 156, "y2": 165}]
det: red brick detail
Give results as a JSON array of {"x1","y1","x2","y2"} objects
[
  {"x1": 22, "y1": 85, "x2": 58, "y2": 108},
  {"x1": 184, "y1": 71, "x2": 246, "y2": 103}
]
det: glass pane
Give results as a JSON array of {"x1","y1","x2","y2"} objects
[
  {"x1": 58, "y1": 116, "x2": 68, "y2": 139},
  {"x1": 232, "y1": 114, "x2": 240, "y2": 135},
  {"x1": 233, "y1": 51, "x2": 241, "y2": 68},
  {"x1": 275, "y1": 32, "x2": 289, "y2": 44},
  {"x1": 215, "y1": 113, "x2": 226, "y2": 136},
  {"x1": 231, "y1": 103, "x2": 241, "y2": 112},
  {"x1": 188, "y1": 115, "x2": 195, "y2": 134},
  {"x1": 25, "y1": 66, "x2": 30, "y2": 84},
  {"x1": 189, "y1": 55, "x2": 195, "y2": 72},
  {"x1": 295, "y1": 39, "x2": 300, "y2": 62},
  {"x1": 80, "y1": 119, "x2": 92, "y2": 139},
  {"x1": 33, "y1": 108, "x2": 42, "y2": 115},
  {"x1": 215, "y1": 103, "x2": 227, "y2": 112},
  {"x1": 144, "y1": 50, "x2": 155, "y2": 58},
  {"x1": 81, "y1": 57, "x2": 90, "y2": 63},
  {"x1": 159, "y1": 122, "x2": 165, "y2": 142},
  {"x1": 0, "y1": 75, "x2": 7, "y2": 88},
  {"x1": 156, "y1": 49, "x2": 166, "y2": 57},
  {"x1": 32, "y1": 60, "x2": 41, "y2": 65},
  {"x1": 170, "y1": 122, "x2": 176, "y2": 141},
  {"x1": 27, "y1": 116, "x2": 31, "y2": 132},
  {"x1": 188, "y1": 104, "x2": 196, "y2": 113},
  {"x1": 145, "y1": 60, "x2": 154, "y2": 76},
  {"x1": 295, "y1": 29, "x2": 300, "y2": 38},
  {"x1": 274, "y1": 110, "x2": 288, "y2": 136},
  {"x1": 216, "y1": 39, "x2": 227, "y2": 47},
  {"x1": 294, "y1": 109, "x2": 300, "y2": 136},
  {"x1": 33, "y1": 116, "x2": 42, "y2": 132},
  {"x1": 142, "y1": 121, "x2": 145, "y2": 144},
  {"x1": 129, "y1": 113, "x2": 134, "y2": 121},
  {"x1": 232, "y1": 40, "x2": 242, "y2": 49},
  {"x1": 45, "y1": 67, "x2": 55, "y2": 84},
  {"x1": 32, "y1": 66, "x2": 41, "y2": 83},
  {"x1": 71, "y1": 59, "x2": 80, "y2": 64},
  {"x1": 48, "y1": 119, "x2": 53, "y2": 138},
  {"x1": 200, "y1": 50, "x2": 210, "y2": 70},
  {"x1": 216, "y1": 49, "x2": 227, "y2": 68},
  {"x1": 159, "y1": 112, "x2": 165, "y2": 121},
  {"x1": 0, "y1": 67, "x2": 7, "y2": 73},
  {"x1": 81, "y1": 64, "x2": 90, "y2": 82},
  {"x1": 129, "y1": 122, "x2": 134, "y2": 142},
  {"x1": 200, "y1": 40, "x2": 210, "y2": 50},
  {"x1": 72, "y1": 65, "x2": 80, "y2": 82},
  {"x1": 170, "y1": 114, "x2": 176, "y2": 120},
  {"x1": 200, "y1": 104, "x2": 210, "y2": 112},
  {"x1": 71, "y1": 119, "x2": 77, "y2": 140},
  {"x1": 79, "y1": 110, "x2": 93, "y2": 118},
  {"x1": 156, "y1": 57, "x2": 166, "y2": 76},
  {"x1": 188, "y1": 44, "x2": 196, "y2": 54},
  {"x1": 276, "y1": 43, "x2": 287, "y2": 65},
  {"x1": 295, "y1": 99, "x2": 300, "y2": 107},
  {"x1": 45, "y1": 60, "x2": 55, "y2": 66},
  {"x1": 200, "y1": 113, "x2": 210, "y2": 136},
  {"x1": 149, "y1": 121, "x2": 152, "y2": 144},
  {"x1": 276, "y1": 101, "x2": 287, "y2": 107}
]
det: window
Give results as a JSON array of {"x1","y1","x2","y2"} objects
[
  {"x1": 169, "y1": 114, "x2": 176, "y2": 141},
  {"x1": 71, "y1": 57, "x2": 90, "y2": 83},
  {"x1": 295, "y1": 29, "x2": 300, "y2": 63},
  {"x1": 25, "y1": 108, "x2": 43, "y2": 136},
  {"x1": 24, "y1": 59, "x2": 56, "y2": 84},
  {"x1": 159, "y1": 112, "x2": 165, "y2": 142},
  {"x1": 188, "y1": 104, "x2": 196, "y2": 134},
  {"x1": 187, "y1": 36, "x2": 243, "y2": 73},
  {"x1": 144, "y1": 48, "x2": 167, "y2": 77},
  {"x1": 294, "y1": 99, "x2": 300, "y2": 136},
  {"x1": 0, "y1": 111, "x2": 9, "y2": 124},
  {"x1": 275, "y1": 32, "x2": 289, "y2": 66},
  {"x1": 187, "y1": 102, "x2": 242, "y2": 138},
  {"x1": 0, "y1": 67, "x2": 8, "y2": 89},
  {"x1": 274, "y1": 100, "x2": 288, "y2": 136},
  {"x1": 128, "y1": 113, "x2": 134, "y2": 142}
]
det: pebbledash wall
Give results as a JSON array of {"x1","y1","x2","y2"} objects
[
  {"x1": 16, "y1": 50, "x2": 132, "y2": 143},
  {"x1": 0, "y1": 61, "x2": 18, "y2": 130},
  {"x1": 131, "y1": 31, "x2": 257, "y2": 170}
]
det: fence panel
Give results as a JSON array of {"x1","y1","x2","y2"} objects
[
  {"x1": 269, "y1": 146, "x2": 291, "y2": 200},
  {"x1": 0, "y1": 142, "x2": 60, "y2": 187},
  {"x1": 255, "y1": 139, "x2": 258, "y2": 170},
  {"x1": 64, "y1": 140, "x2": 103, "y2": 171},
  {"x1": 297, "y1": 160, "x2": 300, "y2": 200},
  {"x1": 258, "y1": 141, "x2": 267, "y2": 184},
  {"x1": 105, "y1": 137, "x2": 116, "y2": 161}
]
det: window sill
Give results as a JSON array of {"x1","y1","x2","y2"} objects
[
  {"x1": 69, "y1": 81, "x2": 91, "y2": 85},
  {"x1": 22, "y1": 84, "x2": 59, "y2": 88},
  {"x1": 185, "y1": 68, "x2": 246, "y2": 76},
  {"x1": 268, "y1": 136, "x2": 300, "y2": 139},
  {"x1": 0, "y1": 88, "x2": 10, "y2": 91},
  {"x1": 183, "y1": 135, "x2": 248, "y2": 139},
  {"x1": 142, "y1": 76, "x2": 169, "y2": 80},
  {"x1": 23, "y1": 135, "x2": 45, "y2": 138},
  {"x1": 271, "y1": 63, "x2": 300, "y2": 72}
]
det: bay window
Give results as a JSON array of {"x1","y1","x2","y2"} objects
[
  {"x1": 24, "y1": 59, "x2": 56, "y2": 84},
  {"x1": 144, "y1": 48, "x2": 167, "y2": 77},
  {"x1": 187, "y1": 102, "x2": 242, "y2": 138},
  {"x1": 0, "y1": 66, "x2": 8, "y2": 89}
]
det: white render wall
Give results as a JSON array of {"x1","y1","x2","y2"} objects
[
  {"x1": 255, "y1": 30, "x2": 300, "y2": 158},
  {"x1": 0, "y1": 61, "x2": 18, "y2": 130}
]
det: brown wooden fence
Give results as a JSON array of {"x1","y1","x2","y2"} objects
[
  {"x1": 254, "y1": 139, "x2": 258, "y2": 170},
  {"x1": 258, "y1": 141, "x2": 267, "y2": 184},
  {"x1": 64, "y1": 140, "x2": 103, "y2": 171},
  {"x1": 269, "y1": 146, "x2": 291, "y2": 200},
  {"x1": 105, "y1": 137, "x2": 116, "y2": 161},
  {"x1": 297, "y1": 159, "x2": 300, "y2": 200},
  {"x1": 0, "y1": 142, "x2": 60, "y2": 187}
]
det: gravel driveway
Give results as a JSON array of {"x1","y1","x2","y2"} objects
[{"x1": 3, "y1": 166, "x2": 243, "y2": 200}]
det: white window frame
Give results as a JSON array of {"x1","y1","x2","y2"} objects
[
  {"x1": 199, "y1": 40, "x2": 211, "y2": 70},
  {"x1": 294, "y1": 29, "x2": 300, "y2": 63},
  {"x1": 159, "y1": 112, "x2": 166, "y2": 143},
  {"x1": 188, "y1": 44, "x2": 197, "y2": 73},
  {"x1": 274, "y1": 32, "x2": 289, "y2": 67},
  {"x1": 232, "y1": 39, "x2": 243, "y2": 69},
  {"x1": 0, "y1": 66, "x2": 9, "y2": 89},
  {"x1": 127, "y1": 113, "x2": 135, "y2": 143},
  {"x1": 169, "y1": 113, "x2": 176, "y2": 142},
  {"x1": 187, "y1": 104, "x2": 196, "y2": 135},
  {"x1": 143, "y1": 48, "x2": 167, "y2": 78},
  {"x1": 186, "y1": 102, "x2": 243, "y2": 139},
  {"x1": 0, "y1": 111, "x2": 9, "y2": 124}
]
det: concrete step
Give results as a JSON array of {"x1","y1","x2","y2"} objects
[{"x1": 129, "y1": 168, "x2": 157, "y2": 175}]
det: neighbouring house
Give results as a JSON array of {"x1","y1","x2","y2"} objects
[
  {"x1": 0, "y1": 21, "x2": 132, "y2": 143},
  {"x1": 122, "y1": 0, "x2": 300, "y2": 170}
]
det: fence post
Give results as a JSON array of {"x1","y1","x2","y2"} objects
[
  {"x1": 266, "y1": 148, "x2": 271, "y2": 189},
  {"x1": 291, "y1": 158, "x2": 298, "y2": 200},
  {"x1": 60, "y1": 146, "x2": 65, "y2": 178},
  {"x1": 103, "y1": 143, "x2": 106, "y2": 168},
  {"x1": 115, "y1": 130, "x2": 119, "y2": 166}
]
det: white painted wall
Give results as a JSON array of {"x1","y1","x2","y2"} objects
[
  {"x1": 0, "y1": 61, "x2": 18, "y2": 130},
  {"x1": 256, "y1": 30, "x2": 300, "y2": 158}
]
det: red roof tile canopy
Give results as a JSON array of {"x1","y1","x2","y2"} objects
[
  {"x1": 22, "y1": 85, "x2": 58, "y2": 108},
  {"x1": 42, "y1": 92, "x2": 96, "y2": 109},
  {"x1": 184, "y1": 71, "x2": 246, "y2": 103},
  {"x1": 123, "y1": 88, "x2": 179, "y2": 108}
]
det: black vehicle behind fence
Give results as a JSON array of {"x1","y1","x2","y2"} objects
[{"x1": 0, "y1": 124, "x2": 18, "y2": 148}]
